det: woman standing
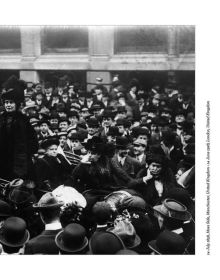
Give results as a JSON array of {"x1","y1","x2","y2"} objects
[{"x1": 0, "y1": 76, "x2": 38, "y2": 180}]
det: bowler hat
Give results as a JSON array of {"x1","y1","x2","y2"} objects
[
  {"x1": 115, "y1": 136, "x2": 129, "y2": 149},
  {"x1": 0, "y1": 217, "x2": 30, "y2": 247},
  {"x1": 106, "y1": 126, "x2": 120, "y2": 137},
  {"x1": 89, "y1": 231, "x2": 125, "y2": 254},
  {"x1": 55, "y1": 223, "x2": 88, "y2": 253},
  {"x1": 148, "y1": 230, "x2": 186, "y2": 255},
  {"x1": 33, "y1": 192, "x2": 64, "y2": 209},
  {"x1": 87, "y1": 117, "x2": 99, "y2": 128},
  {"x1": 0, "y1": 200, "x2": 12, "y2": 218},
  {"x1": 153, "y1": 198, "x2": 191, "y2": 222},
  {"x1": 39, "y1": 118, "x2": 50, "y2": 127}
]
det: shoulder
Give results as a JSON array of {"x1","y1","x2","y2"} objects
[{"x1": 126, "y1": 155, "x2": 141, "y2": 165}]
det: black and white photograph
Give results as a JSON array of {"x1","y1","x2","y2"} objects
[
  {"x1": 0, "y1": 0, "x2": 219, "y2": 279},
  {"x1": 0, "y1": 25, "x2": 195, "y2": 255}
]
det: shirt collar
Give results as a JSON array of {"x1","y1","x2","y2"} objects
[{"x1": 45, "y1": 221, "x2": 62, "y2": 231}]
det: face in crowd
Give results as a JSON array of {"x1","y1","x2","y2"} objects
[
  {"x1": 46, "y1": 144, "x2": 58, "y2": 157},
  {"x1": 148, "y1": 162, "x2": 162, "y2": 178},
  {"x1": 69, "y1": 116, "x2": 78, "y2": 126},
  {"x1": 40, "y1": 123, "x2": 49, "y2": 133},
  {"x1": 102, "y1": 117, "x2": 113, "y2": 128},
  {"x1": 118, "y1": 148, "x2": 129, "y2": 158},
  {"x1": 133, "y1": 143, "x2": 146, "y2": 156},
  {"x1": 59, "y1": 121, "x2": 69, "y2": 132},
  {"x1": 117, "y1": 125, "x2": 125, "y2": 135},
  {"x1": 59, "y1": 136, "x2": 67, "y2": 148},
  {"x1": 4, "y1": 100, "x2": 16, "y2": 113},
  {"x1": 107, "y1": 135, "x2": 116, "y2": 144},
  {"x1": 71, "y1": 139, "x2": 81, "y2": 150},
  {"x1": 88, "y1": 125, "x2": 99, "y2": 136},
  {"x1": 136, "y1": 134, "x2": 148, "y2": 143}
]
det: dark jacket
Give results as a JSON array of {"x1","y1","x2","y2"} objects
[
  {"x1": 0, "y1": 111, "x2": 38, "y2": 180},
  {"x1": 24, "y1": 229, "x2": 61, "y2": 255},
  {"x1": 34, "y1": 153, "x2": 72, "y2": 191},
  {"x1": 128, "y1": 167, "x2": 177, "y2": 207},
  {"x1": 72, "y1": 157, "x2": 132, "y2": 194},
  {"x1": 112, "y1": 154, "x2": 142, "y2": 179}
]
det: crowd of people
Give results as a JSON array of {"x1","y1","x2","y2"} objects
[{"x1": 0, "y1": 74, "x2": 195, "y2": 255}]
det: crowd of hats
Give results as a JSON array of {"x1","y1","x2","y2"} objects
[{"x1": 0, "y1": 75, "x2": 195, "y2": 255}]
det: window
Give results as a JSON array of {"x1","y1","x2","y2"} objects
[
  {"x1": 0, "y1": 26, "x2": 21, "y2": 53},
  {"x1": 178, "y1": 26, "x2": 195, "y2": 54},
  {"x1": 114, "y1": 26, "x2": 168, "y2": 54},
  {"x1": 42, "y1": 26, "x2": 88, "y2": 54}
]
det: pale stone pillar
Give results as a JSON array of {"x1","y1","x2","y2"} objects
[
  {"x1": 19, "y1": 70, "x2": 40, "y2": 83},
  {"x1": 19, "y1": 26, "x2": 42, "y2": 82}
]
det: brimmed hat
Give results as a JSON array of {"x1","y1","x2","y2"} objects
[
  {"x1": 90, "y1": 103, "x2": 103, "y2": 111},
  {"x1": 0, "y1": 217, "x2": 30, "y2": 247},
  {"x1": 57, "y1": 131, "x2": 67, "y2": 138},
  {"x1": 41, "y1": 137, "x2": 59, "y2": 150},
  {"x1": 39, "y1": 118, "x2": 50, "y2": 127},
  {"x1": 153, "y1": 199, "x2": 191, "y2": 222},
  {"x1": 148, "y1": 230, "x2": 186, "y2": 255},
  {"x1": 163, "y1": 188, "x2": 193, "y2": 210},
  {"x1": 0, "y1": 200, "x2": 12, "y2": 218},
  {"x1": 115, "y1": 136, "x2": 129, "y2": 149},
  {"x1": 108, "y1": 221, "x2": 141, "y2": 249},
  {"x1": 133, "y1": 139, "x2": 147, "y2": 147},
  {"x1": 89, "y1": 231, "x2": 125, "y2": 254},
  {"x1": 55, "y1": 223, "x2": 88, "y2": 253},
  {"x1": 8, "y1": 187, "x2": 37, "y2": 208},
  {"x1": 106, "y1": 126, "x2": 121, "y2": 137},
  {"x1": 33, "y1": 192, "x2": 64, "y2": 209},
  {"x1": 87, "y1": 117, "x2": 99, "y2": 128}
]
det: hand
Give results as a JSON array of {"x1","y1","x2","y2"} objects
[
  {"x1": 80, "y1": 153, "x2": 91, "y2": 164},
  {"x1": 143, "y1": 169, "x2": 153, "y2": 183}
]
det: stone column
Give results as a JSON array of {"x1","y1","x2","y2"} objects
[
  {"x1": 19, "y1": 26, "x2": 42, "y2": 82},
  {"x1": 87, "y1": 26, "x2": 114, "y2": 91}
]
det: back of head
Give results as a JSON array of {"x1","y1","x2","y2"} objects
[
  {"x1": 92, "y1": 201, "x2": 112, "y2": 225},
  {"x1": 89, "y1": 232, "x2": 124, "y2": 254}
]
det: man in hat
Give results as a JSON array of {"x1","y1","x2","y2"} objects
[
  {"x1": 24, "y1": 192, "x2": 63, "y2": 254},
  {"x1": 0, "y1": 217, "x2": 30, "y2": 255},
  {"x1": 85, "y1": 117, "x2": 100, "y2": 142},
  {"x1": 106, "y1": 126, "x2": 121, "y2": 144},
  {"x1": 148, "y1": 229, "x2": 187, "y2": 255},
  {"x1": 152, "y1": 198, "x2": 194, "y2": 253},
  {"x1": 132, "y1": 138, "x2": 148, "y2": 166},
  {"x1": 38, "y1": 118, "x2": 54, "y2": 143},
  {"x1": 0, "y1": 76, "x2": 38, "y2": 180},
  {"x1": 58, "y1": 117, "x2": 70, "y2": 132},
  {"x1": 55, "y1": 223, "x2": 88, "y2": 254},
  {"x1": 112, "y1": 136, "x2": 142, "y2": 178},
  {"x1": 100, "y1": 110, "x2": 115, "y2": 137}
]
